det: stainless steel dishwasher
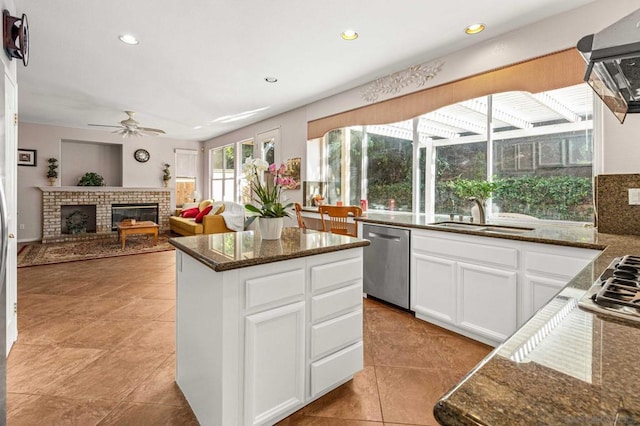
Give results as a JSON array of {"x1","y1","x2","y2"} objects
[{"x1": 362, "y1": 223, "x2": 410, "y2": 309}]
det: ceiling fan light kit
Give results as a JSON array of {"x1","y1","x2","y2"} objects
[
  {"x1": 88, "y1": 111, "x2": 166, "y2": 138},
  {"x1": 3, "y1": 10, "x2": 28, "y2": 66}
]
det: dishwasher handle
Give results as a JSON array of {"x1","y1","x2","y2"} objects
[{"x1": 368, "y1": 231, "x2": 401, "y2": 242}]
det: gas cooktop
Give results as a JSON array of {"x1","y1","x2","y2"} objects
[{"x1": 579, "y1": 255, "x2": 640, "y2": 323}]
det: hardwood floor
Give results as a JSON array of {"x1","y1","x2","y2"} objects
[{"x1": 10, "y1": 250, "x2": 490, "y2": 425}]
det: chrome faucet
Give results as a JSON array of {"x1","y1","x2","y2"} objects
[{"x1": 468, "y1": 197, "x2": 485, "y2": 224}]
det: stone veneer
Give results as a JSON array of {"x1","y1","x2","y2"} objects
[{"x1": 40, "y1": 187, "x2": 172, "y2": 243}]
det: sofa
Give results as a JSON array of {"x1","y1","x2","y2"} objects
[{"x1": 169, "y1": 200, "x2": 234, "y2": 236}]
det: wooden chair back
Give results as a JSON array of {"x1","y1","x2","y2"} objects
[
  {"x1": 294, "y1": 202, "x2": 307, "y2": 229},
  {"x1": 318, "y1": 205, "x2": 362, "y2": 237}
]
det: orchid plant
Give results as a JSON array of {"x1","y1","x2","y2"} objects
[{"x1": 244, "y1": 158, "x2": 296, "y2": 219}]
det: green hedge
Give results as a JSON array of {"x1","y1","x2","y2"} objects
[{"x1": 436, "y1": 175, "x2": 593, "y2": 222}]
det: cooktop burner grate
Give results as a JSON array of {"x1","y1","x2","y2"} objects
[{"x1": 579, "y1": 255, "x2": 640, "y2": 323}]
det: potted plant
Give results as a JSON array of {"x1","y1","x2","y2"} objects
[
  {"x1": 46, "y1": 158, "x2": 58, "y2": 186},
  {"x1": 243, "y1": 158, "x2": 296, "y2": 239},
  {"x1": 78, "y1": 172, "x2": 105, "y2": 186},
  {"x1": 162, "y1": 163, "x2": 171, "y2": 187}
]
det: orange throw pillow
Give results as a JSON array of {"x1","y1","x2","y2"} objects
[{"x1": 195, "y1": 205, "x2": 213, "y2": 223}]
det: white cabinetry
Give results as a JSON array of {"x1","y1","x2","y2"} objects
[
  {"x1": 521, "y1": 243, "x2": 600, "y2": 319},
  {"x1": 411, "y1": 230, "x2": 520, "y2": 346},
  {"x1": 410, "y1": 229, "x2": 599, "y2": 346},
  {"x1": 176, "y1": 247, "x2": 364, "y2": 426}
]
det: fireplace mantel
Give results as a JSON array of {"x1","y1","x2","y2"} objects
[
  {"x1": 40, "y1": 188, "x2": 172, "y2": 243},
  {"x1": 38, "y1": 186, "x2": 170, "y2": 193}
]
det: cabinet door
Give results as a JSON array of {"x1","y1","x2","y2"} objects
[
  {"x1": 523, "y1": 274, "x2": 566, "y2": 318},
  {"x1": 411, "y1": 253, "x2": 456, "y2": 323},
  {"x1": 245, "y1": 301, "x2": 305, "y2": 426},
  {"x1": 457, "y1": 262, "x2": 517, "y2": 343}
]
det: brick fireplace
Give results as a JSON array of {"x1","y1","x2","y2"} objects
[{"x1": 40, "y1": 187, "x2": 172, "y2": 243}]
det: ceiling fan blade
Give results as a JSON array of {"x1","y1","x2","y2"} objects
[
  {"x1": 139, "y1": 127, "x2": 166, "y2": 135},
  {"x1": 89, "y1": 124, "x2": 122, "y2": 129}
]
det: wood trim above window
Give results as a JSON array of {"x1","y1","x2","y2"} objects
[{"x1": 307, "y1": 48, "x2": 585, "y2": 140}]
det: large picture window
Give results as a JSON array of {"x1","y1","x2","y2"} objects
[
  {"x1": 309, "y1": 83, "x2": 594, "y2": 223},
  {"x1": 175, "y1": 149, "x2": 198, "y2": 207},
  {"x1": 209, "y1": 139, "x2": 255, "y2": 203}
]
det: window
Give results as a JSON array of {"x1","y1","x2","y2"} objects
[
  {"x1": 210, "y1": 145, "x2": 235, "y2": 202},
  {"x1": 209, "y1": 139, "x2": 255, "y2": 203},
  {"x1": 309, "y1": 83, "x2": 594, "y2": 223},
  {"x1": 175, "y1": 149, "x2": 198, "y2": 207}
]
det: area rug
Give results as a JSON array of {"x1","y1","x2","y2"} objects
[{"x1": 17, "y1": 234, "x2": 175, "y2": 267}]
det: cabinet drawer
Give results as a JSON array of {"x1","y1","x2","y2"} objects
[
  {"x1": 525, "y1": 247, "x2": 598, "y2": 279},
  {"x1": 311, "y1": 310, "x2": 362, "y2": 360},
  {"x1": 310, "y1": 341, "x2": 363, "y2": 397},
  {"x1": 413, "y1": 233, "x2": 518, "y2": 270},
  {"x1": 311, "y1": 283, "x2": 362, "y2": 323},
  {"x1": 311, "y1": 257, "x2": 362, "y2": 293},
  {"x1": 245, "y1": 268, "x2": 305, "y2": 309}
]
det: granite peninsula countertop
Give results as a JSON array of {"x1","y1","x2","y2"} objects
[
  {"x1": 168, "y1": 227, "x2": 369, "y2": 272},
  {"x1": 333, "y1": 210, "x2": 640, "y2": 424}
]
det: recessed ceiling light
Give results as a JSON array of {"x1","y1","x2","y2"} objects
[
  {"x1": 341, "y1": 29, "x2": 358, "y2": 41},
  {"x1": 118, "y1": 34, "x2": 139, "y2": 45},
  {"x1": 264, "y1": 77, "x2": 278, "y2": 83},
  {"x1": 465, "y1": 23, "x2": 485, "y2": 35}
]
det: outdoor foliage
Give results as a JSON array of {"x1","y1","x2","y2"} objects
[{"x1": 436, "y1": 176, "x2": 593, "y2": 222}]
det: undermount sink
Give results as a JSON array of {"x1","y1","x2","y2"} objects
[{"x1": 429, "y1": 221, "x2": 534, "y2": 234}]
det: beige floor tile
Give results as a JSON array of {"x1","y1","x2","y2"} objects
[
  {"x1": 369, "y1": 329, "x2": 449, "y2": 370},
  {"x1": 278, "y1": 415, "x2": 383, "y2": 425},
  {"x1": 108, "y1": 298, "x2": 175, "y2": 320},
  {"x1": 51, "y1": 350, "x2": 170, "y2": 401},
  {"x1": 113, "y1": 320, "x2": 175, "y2": 353},
  {"x1": 7, "y1": 393, "x2": 116, "y2": 426},
  {"x1": 155, "y1": 305, "x2": 175, "y2": 322},
  {"x1": 125, "y1": 354, "x2": 187, "y2": 406},
  {"x1": 96, "y1": 402, "x2": 198, "y2": 426},
  {"x1": 7, "y1": 344, "x2": 107, "y2": 394},
  {"x1": 299, "y1": 366, "x2": 382, "y2": 422},
  {"x1": 376, "y1": 366, "x2": 451, "y2": 425},
  {"x1": 17, "y1": 313, "x2": 94, "y2": 346},
  {"x1": 60, "y1": 319, "x2": 149, "y2": 350}
]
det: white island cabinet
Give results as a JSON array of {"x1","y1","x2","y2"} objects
[{"x1": 170, "y1": 228, "x2": 368, "y2": 426}]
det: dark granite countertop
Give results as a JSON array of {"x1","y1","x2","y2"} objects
[
  {"x1": 168, "y1": 227, "x2": 369, "y2": 272},
  {"x1": 357, "y1": 212, "x2": 606, "y2": 250}
]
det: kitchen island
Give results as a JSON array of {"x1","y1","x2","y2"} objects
[
  {"x1": 169, "y1": 228, "x2": 370, "y2": 426},
  {"x1": 351, "y1": 211, "x2": 640, "y2": 424}
]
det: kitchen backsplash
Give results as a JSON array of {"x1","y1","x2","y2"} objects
[{"x1": 595, "y1": 174, "x2": 640, "y2": 235}]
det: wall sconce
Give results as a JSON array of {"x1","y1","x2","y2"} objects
[{"x1": 3, "y1": 10, "x2": 28, "y2": 66}]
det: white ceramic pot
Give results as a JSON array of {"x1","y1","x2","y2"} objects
[{"x1": 259, "y1": 217, "x2": 284, "y2": 240}]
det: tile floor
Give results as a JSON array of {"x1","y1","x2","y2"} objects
[{"x1": 10, "y1": 250, "x2": 491, "y2": 425}]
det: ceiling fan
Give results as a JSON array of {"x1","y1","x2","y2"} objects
[{"x1": 89, "y1": 111, "x2": 166, "y2": 137}]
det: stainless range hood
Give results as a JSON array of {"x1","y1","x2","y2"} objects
[{"x1": 577, "y1": 9, "x2": 640, "y2": 123}]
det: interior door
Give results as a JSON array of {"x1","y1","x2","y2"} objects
[{"x1": 4, "y1": 72, "x2": 17, "y2": 354}]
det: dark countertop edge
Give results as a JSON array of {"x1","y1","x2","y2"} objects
[
  {"x1": 168, "y1": 239, "x2": 370, "y2": 272},
  {"x1": 355, "y1": 217, "x2": 607, "y2": 250}
]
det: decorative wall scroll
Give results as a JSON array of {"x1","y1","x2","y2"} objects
[{"x1": 361, "y1": 60, "x2": 444, "y2": 103}]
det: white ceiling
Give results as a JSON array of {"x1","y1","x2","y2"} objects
[{"x1": 15, "y1": 0, "x2": 596, "y2": 142}]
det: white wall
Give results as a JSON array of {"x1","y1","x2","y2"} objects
[{"x1": 17, "y1": 123, "x2": 201, "y2": 242}]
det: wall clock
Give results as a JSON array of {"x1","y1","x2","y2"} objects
[
  {"x1": 3, "y1": 10, "x2": 28, "y2": 66},
  {"x1": 134, "y1": 149, "x2": 150, "y2": 163}
]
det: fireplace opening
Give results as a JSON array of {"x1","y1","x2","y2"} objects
[
  {"x1": 111, "y1": 203, "x2": 159, "y2": 230},
  {"x1": 61, "y1": 205, "x2": 97, "y2": 234}
]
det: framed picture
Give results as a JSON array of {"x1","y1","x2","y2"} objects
[
  {"x1": 286, "y1": 157, "x2": 301, "y2": 189},
  {"x1": 18, "y1": 149, "x2": 37, "y2": 166}
]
